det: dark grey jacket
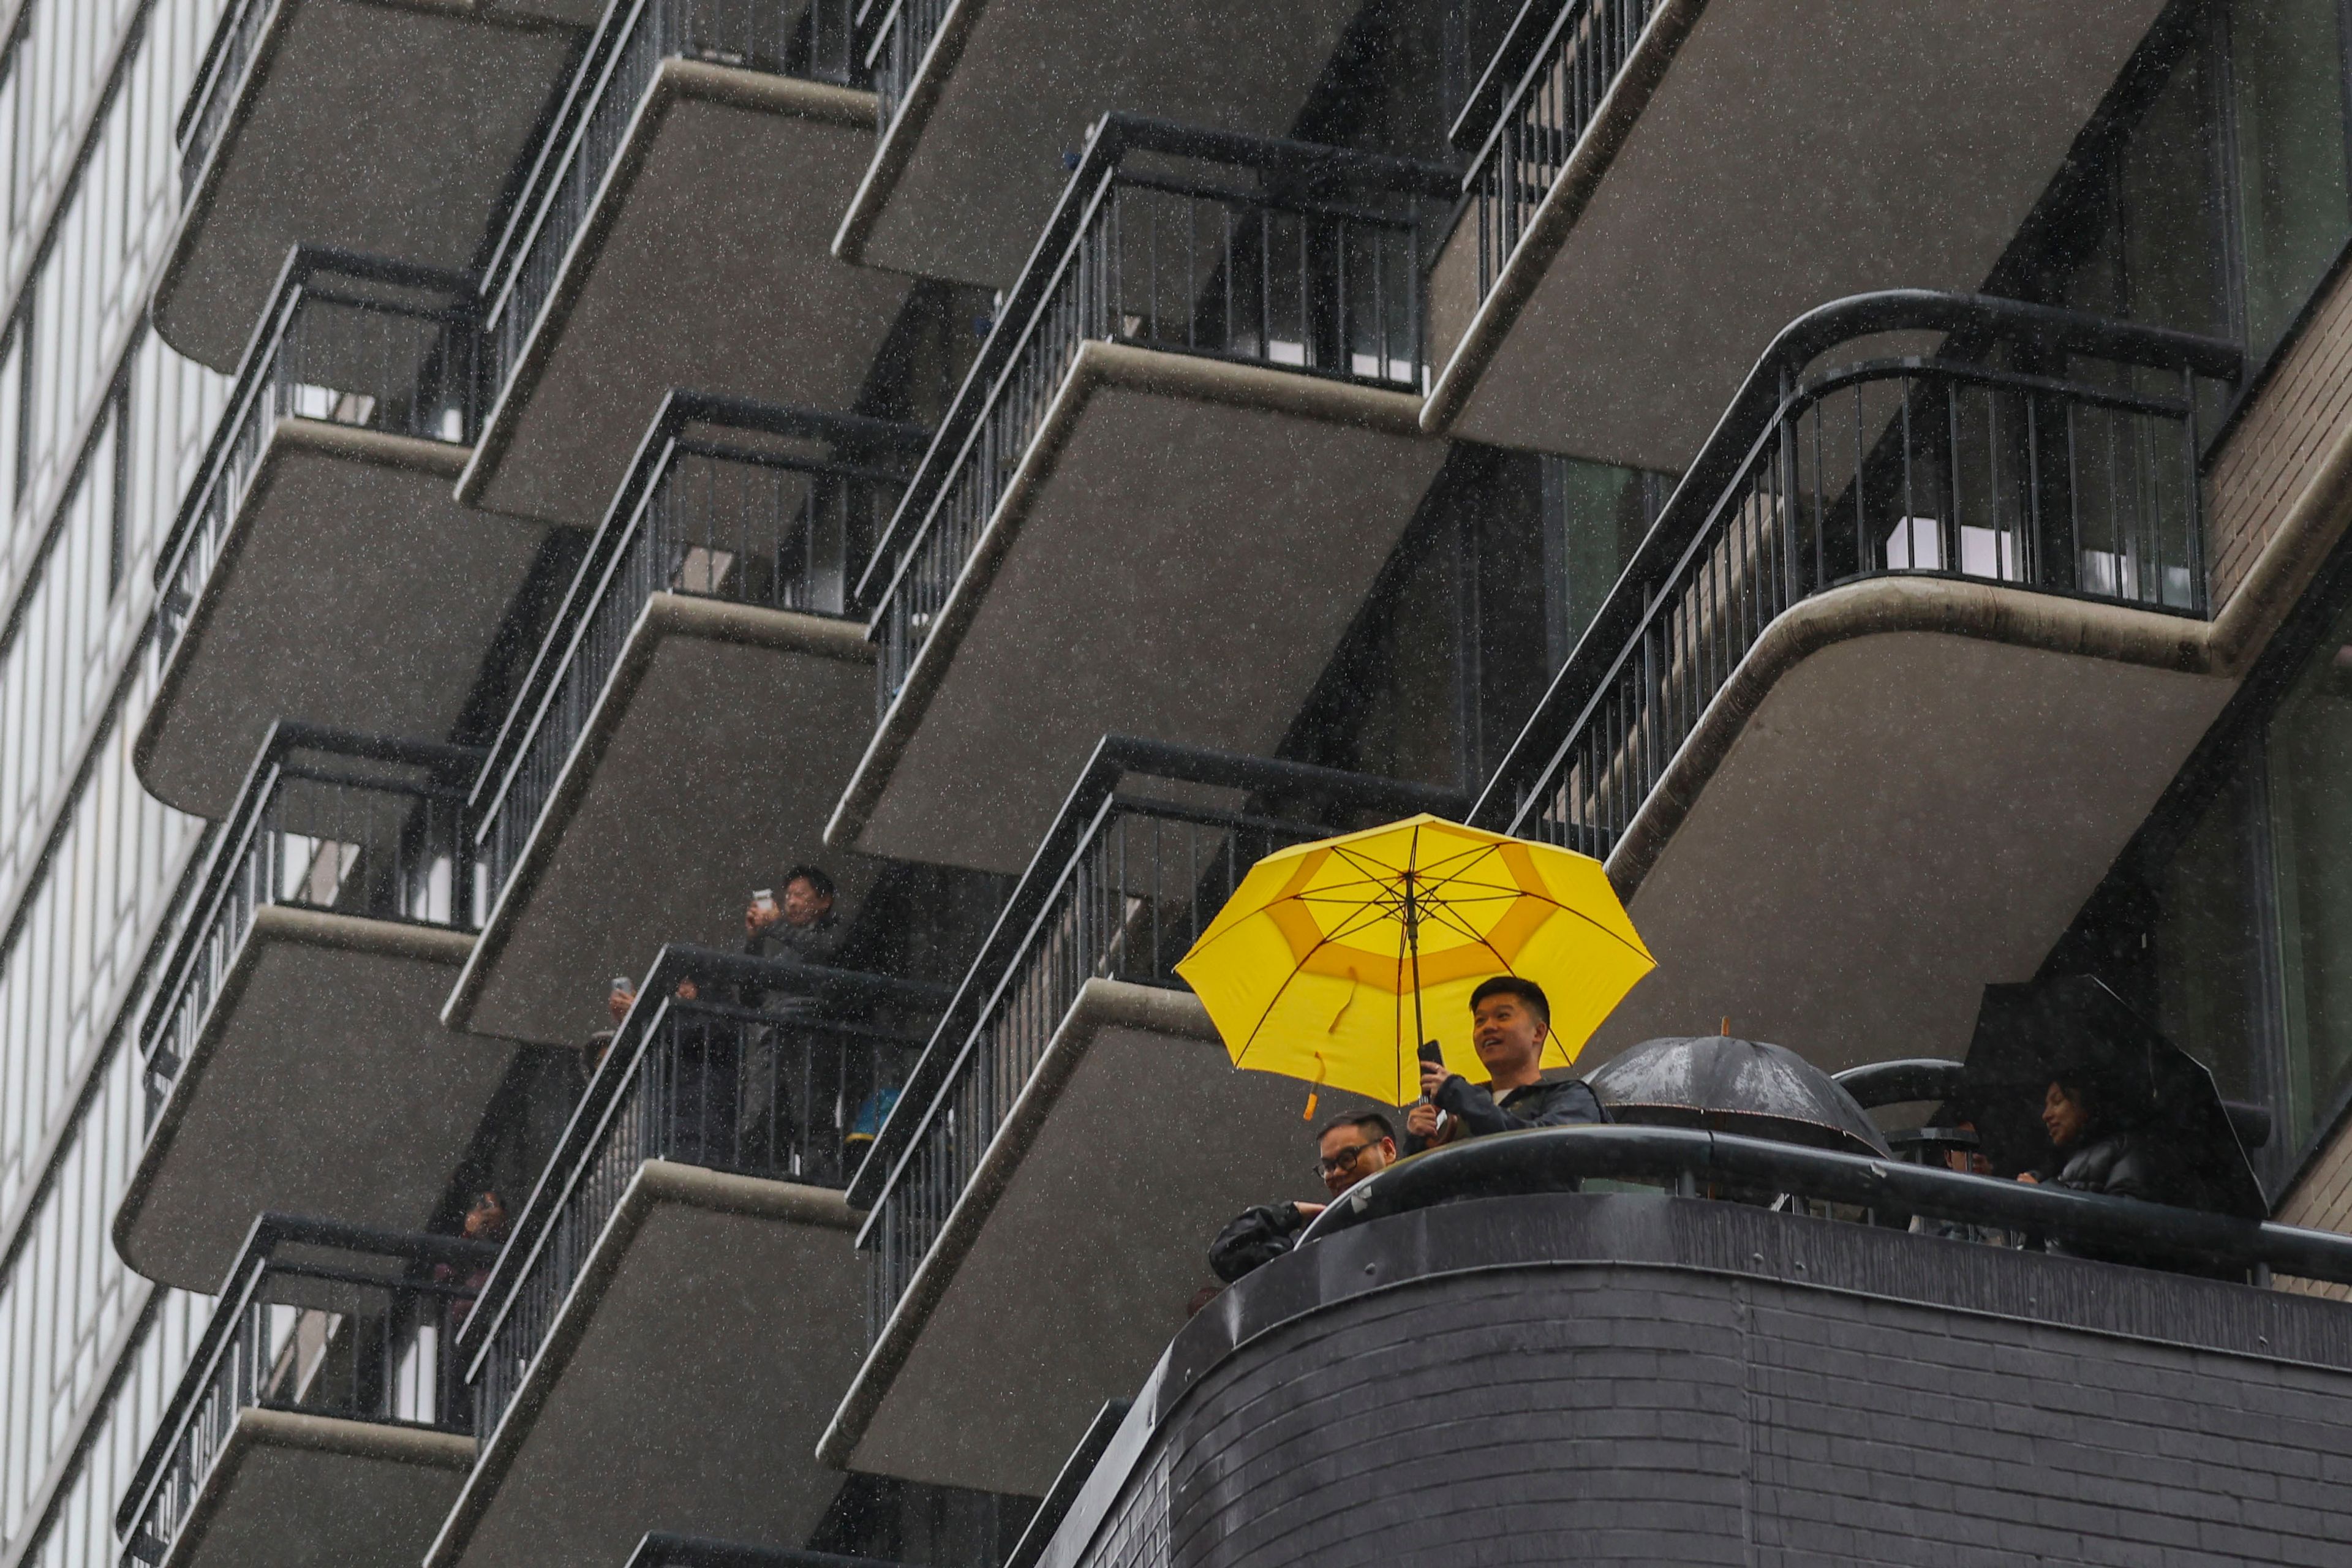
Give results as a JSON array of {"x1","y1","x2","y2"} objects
[{"x1": 1403, "y1": 1074, "x2": 1608, "y2": 1155}]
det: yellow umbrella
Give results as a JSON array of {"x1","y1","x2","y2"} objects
[{"x1": 1175, "y1": 814, "x2": 1654, "y2": 1107}]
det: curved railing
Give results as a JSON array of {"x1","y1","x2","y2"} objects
[
  {"x1": 858, "y1": 115, "x2": 1454, "y2": 718},
  {"x1": 476, "y1": 0, "x2": 862, "y2": 418},
  {"x1": 138, "y1": 725, "x2": 482, "y2": 1126},
  {"x1": 115, "y1": 1216, "x2": 496, "y2": 1567},
  {"x1": 457, "y1": 946, "x2": 947, "y2": 1442},
  {"x1": 1448, "y1": 0, "x2": 1662, "y2": 307},
  {"x1": 1303, "y1": 1122, "x2": 2352, "y2": 1284},
  {"x1": 466, "y1": 394, "x2": 922, "y2": 918},
  {"x1": 1471, "y1": 290, "x2": 2244, "y2": 855},
  {"x1": 152, "y1": 249, "x2": 478, "y2": 674},
  {"x1": 850, "y1": 738, "x2": 1464, "y2": 1341},
  {"x1": 175, "y1": 0, "x2": 279, "y2": 197}
]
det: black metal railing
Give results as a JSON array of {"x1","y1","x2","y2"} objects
[
  {"x1": 862, "y1": 0, "x2": 948, "y2": 134},
  {"x1": 1472, "y1": 291, "x2": 2244, "y2": 857},
  {"x1": 1304, "y1": 1122, "x2": 2352, "y2": 1286},
  {"x1": 629, "y1": 1537, "x2": 902, "y2": 1568},
  {"x1": 138, "y1": 725, "x2": 483, "y2": 1125},
  {"x1": 850, "y1": 737, "x2": 1463, "y2": 1340},
  {"x1": 114, "y1": 1216, "x2": 497, "y2": 1568},
  {"x1": 176, "y1": 0, "x2": 281, "y2": 196},
  {"x1": 477, "y1": 0, "x2": 864, "y2": 415},
  {"x1": 467, "y1": 394, "x2": 924, "y2": 918},
  {"x1": 458, "y1": 947, "x2": 946, "y2": 1442},
  {"x1": 859, "y1": 115, "x2": 1455, "y2": 717},
  {"x1": 153, "y1": 249, "x2": 479, "y2": 673},
  {"x1": 1450, "y1": 0, "x2": 1660, "y2": 305}
]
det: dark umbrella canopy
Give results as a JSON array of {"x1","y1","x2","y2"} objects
[
  {"x1": 1587, "y1": 1035, "x2": 1891, "y2": 1158},
  {"x1": 1957, "y1": 975, "x2": 2266, "y2": 1219}
]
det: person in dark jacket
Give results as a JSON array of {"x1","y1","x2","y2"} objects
[
  {"x1": 1404, "y1": 976, "x2": 1607, "y2": 1153},
  {"x1": 2017, "y1": 1077, "x2": 2163, "y2": 1200},
  {"x1": 1208, "y1": 1110, "x2": 1398, "y2": 1284},
  {"x1": 739, "y1": 866, "x2": 846, "y2": 1167}
]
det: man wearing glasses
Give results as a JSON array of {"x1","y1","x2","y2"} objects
[{"x1": 1207, "y1": 1111, "x2": 1399, "y2": 1284}]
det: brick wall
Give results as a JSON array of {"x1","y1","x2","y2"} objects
[
  {"x1": 1053, "y1": 1196, "x2": 2352, "y2": 1568},
  {"x1": 2205, "y1": 257, "x2": 2352, "y2": 608},
  {"x1": 2276, "y1": 1139, "x2": 2352, "y2": 1302}
]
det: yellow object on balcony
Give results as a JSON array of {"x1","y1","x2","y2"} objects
[{"x1": 1177, "y1": 814, "x2": 1656, "y2": 1106}]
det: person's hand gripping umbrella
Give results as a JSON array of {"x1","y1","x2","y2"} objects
[{"x1": 1175, "y1": 815, "x2": 1657, "y2": 1109}]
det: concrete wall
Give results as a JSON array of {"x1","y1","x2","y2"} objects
[{"x1": 1047, "y1": 1195, "x2": 2352, "y2": 1568}]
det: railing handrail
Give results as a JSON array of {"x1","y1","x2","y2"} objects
[
  {"x1": 175, "y1": 0, "x2": 275, "y2": 149},
  {"x1": 844, "y1": 736, "x2": 1464, "y2": 1213},
  {"x1": 140, "y1": 723, "x2": 484, "y2": 1061},
  {"x1": 1468, "y1": 289, "x2": 2244, "y2": 829},
  {"x1": 628, "y1": 1535, "x2": 907, "y2": 1568},
  {"x1": 1302, "y1": 1122, "x2": 2352, "y2": 1284},
  {"x1": 150, "y1": 245, "x2": 477, "y2": 595},
  {"x1": 1449, "y1": 0, "x2": 1572, "y2": 158},
  {"x1": 853, "y1": 112, "x2": 1455, "y2": 608},
  {"x1": 456, "y1": 948, "x2": 948, "y2": 1376},
  {"x1": 466, "y1": 391, "x2": 925, "y2": 832},
  {"x1": 115, "y1": 1213, "x2": 497, "y2": 1540},
  {"x1": 477, "y1": 0, "x2": 651, "y2": 324}
]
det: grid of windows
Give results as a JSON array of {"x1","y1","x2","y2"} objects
[
  {"x1": 13, "y1": 1294, "x2": 202, "y2": 1568},
  {"x1": 0, "y1": 1042, "x2": 200, "y2": 1550},
  {"x1": 0, "y1": 3, "x2": 236, "y2": 1566},
  {"x1": 0, "y1": 1, "x2": 149, "y2": 300},
  {"x1": 0, "y1": 662, "x2": 205, "y2": 1231}
]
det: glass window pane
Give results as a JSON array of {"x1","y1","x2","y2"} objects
[{"x1": 2231, "y1": 0, "x2": 2352, "y2": 352}]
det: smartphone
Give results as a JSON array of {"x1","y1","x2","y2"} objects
[
  {"x1": 1417, "y1": 1040, "x2": 1446, "y2": 1067},
  {"x1": 610, "y1": 974, "x2": 633, "y2": 993},
  {"x1": 752, "y1": 888, "x2": 777, "y2": 913}
]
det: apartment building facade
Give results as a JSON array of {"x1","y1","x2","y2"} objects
[{"x1": 0, "y1": 2, "x2": 2350, "y2": 1567}]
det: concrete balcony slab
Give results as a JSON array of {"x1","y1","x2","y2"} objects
[
  {"x1": 831, "y1": 343, "x2": 1445, "y2": 875},
  {"x1": 154, "y1": 1410, "x2": 472, "y2": 1568},
  {"x1": 1423, "y1": 0, "x2": 2169, "y2": 467},
  {"x1": 443, "y1": 597, "x2": 875, "y2": 1046},
  {"x1": 155, "y1": 0, "x2": 585, "y2": 374},
  {"x1": 837, "y1": 0, "x2": 1365, "y2": 288},
  {"x1": 424, "y1": 1164, "x2": 863, "y2": 1568},
  {"x1": 135, "y1": 422, "x2": 548, "y2": 820},
  {"x1": 821, "y1": 979, "x2": 1365, "y2": 1498},
  {"x1": 459, "y1": 64, "x2": 911, "y2": 527},
  {"x1": 115, "y1": 908, "x2": 506, "y2": 1292}
]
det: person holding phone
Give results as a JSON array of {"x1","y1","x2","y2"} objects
[{"x1": 1404, "y1": 977, "x2": 1606, "y2": 1153}]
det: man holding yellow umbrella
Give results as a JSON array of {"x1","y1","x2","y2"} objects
[{"x1": 1177, "y1": 813, "x2": 1655, "y2": 1133}]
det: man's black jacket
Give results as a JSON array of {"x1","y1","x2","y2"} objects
[{"x1": 1404, "y1": 1074, "x2": 1608, "y2": 1154}]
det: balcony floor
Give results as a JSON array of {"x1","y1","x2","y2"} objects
[
  {"x1": 1572, "y1": 579, "x2": 2234, "y2": 1074},
  {"x1": 424, "y1": 1164, "x2": 861, "y2": 1568},
  {"x1": 835, "y1": 0, "x2": 1364, "y2": 287},
  {"x1": 820, "y1": 978, "x2": 1380, "y2": 1498},
  {"x1": 829, "y1": 342, "x2": 1445, "y2": 875},
  {"x1": 157, "y1": 1409, "x2": 472, "y2": 1568},
  {"x1": 443, "y1": 596, "x2": 874, "y2": 1046},
  {"x1": 154, "y1": 0, "x2": 586, "y2": 374},
  {"x1": 135, "y1": 421, "x2": 549, "y2": 820},
  {"x1": 1423, "y1": 0, "x2": 2169, "y2": 466},
  {"x1": 115, "y1": 907, "x2": 506, "y2": 1293},
  {"x1": 458, "y1": 62, "x2": 910, "y2": 526}
]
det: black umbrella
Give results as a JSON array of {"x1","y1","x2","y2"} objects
[
  {"x1": 1586, "y1": 1033, "x2": 1891, "y2": 1158},
  {"x1": 1956, "y1": 974, "x2": 2266, "y2": 1219}
]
